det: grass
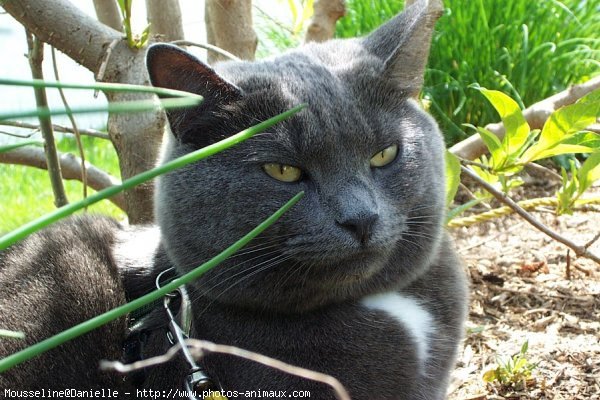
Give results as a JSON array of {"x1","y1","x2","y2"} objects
[
  {"x1": 257, "y1": 0, "x2": 600, "y2": 145},
  {"x1": 0, "y1": 135, "x2": 124, "y2": 234}
]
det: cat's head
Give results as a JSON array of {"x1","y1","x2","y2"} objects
[{"x1": 147, "y1": 0, "x2": 446, "y2": 313}]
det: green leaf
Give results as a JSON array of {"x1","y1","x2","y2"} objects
[
  {"x1": 520, "y1": 340, "x2": 529, "y2": 355},
  {"x1": 577, "y1": 88, "x2": 600, "y2": 104},
  {"x1": 0, "y1": 140, "x2": 43, "y2": 153},
  {"x1": 557, "y1": 163, "x2": 578, "y2": 215},
  {"x1": 577, "y1": 151, "x2": 600, "y2": 195},
  {"x1": 445, "y1": 150, "x2": 461, "y2": 206},
  {"x1": 526, "y1": 144, "x2": 595, "y2": 161},
  {"x1": 467, "y1": 125, "x2": 505, "y2": 167},
  {"x1": 521, "y1": 100, "x2": 600, "y2": 162},
  {"x1": 482, "y1": 369, "x2": 499, "y2": 383},
  {"x1": 478, "y1": 88, "x2": 530, "y2": 157},
  {"x1": 446, "y1": 198, "x2": 484, "y2": 223},
  {"x1": 563, "y1": 131, "x2": 600, "y2": 149}
]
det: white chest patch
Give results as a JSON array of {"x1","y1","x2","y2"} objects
[{"x1": 361, "y1": 292, "x2": 435, "y2": 368}]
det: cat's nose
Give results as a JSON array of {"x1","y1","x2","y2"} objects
[{"x1": 337, "y1": 213, "x2": 379, "y2": 244}]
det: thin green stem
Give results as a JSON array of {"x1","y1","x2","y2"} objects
[
  {"x1": 0, "y1": 78, "x2": 202, "y2": 101},
  {"x1": 0, "y1": 191, "x2": 304, "y2": 372},
  {"x1": 0, "y1": 97, "x2": 201, "y2": 122},
  {"x1": 0, "y1": 104, "x2": 306, "y2": 250}
]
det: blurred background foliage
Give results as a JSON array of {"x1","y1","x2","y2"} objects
[{"x1": 256, "y1": 0, "x2": 600, "y2": 145}]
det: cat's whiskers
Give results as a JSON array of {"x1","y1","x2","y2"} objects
[
  {"x1": 196, "y1": 254, "x2": 293, "y2": 315},
  {"x1": 272, "y1": 260, "x2": 303, "y2": 292},
  {"x1": 194, "y1": 247, "x2": 285, "y2": 289}
]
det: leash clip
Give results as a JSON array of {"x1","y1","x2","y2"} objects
[{"x1": 156, "y1": 269, "x2": 217, "y2": 400}]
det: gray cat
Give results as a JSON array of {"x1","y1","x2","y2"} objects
[{"x1": 0, "y1": 1, "x2": 467, "y2": 399}]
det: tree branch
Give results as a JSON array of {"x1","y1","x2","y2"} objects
[
  {"x1": 0, "y1": 121, "x2": 110, "y2": 140},
  {"x1": 170, "y1": 40, "x2": 241, "y2": 62},
  {"x1": 0, "y1": 147, "x2": 126, "y2": 211},
  {"x1": 146, "y1": 0, "x2": 184, "y2": 41},
  {"x1": 101, "y1": 339, "x2": 351, "y2": 400},
  {"x1": 304, "y1": 0, "x2": 346, "y2": 43},
  {"x1": 205, "y1": 0, "x2": 257, "y2": 63},
  {"x1": 4, "y1": 0, "x2": 123, "y2": 75},
  {"x1": 93, "y1": 0, "x2": 123, "y2": 32},
  {"x1": 450, "y1": 76, "x2": 600, "y2": 160},
  {"x1": 27, "y1": 31, "x2": 69, "y2": 207},
  {"x1": 460, "y1": 165, "x2": 600, "y2": 264}
]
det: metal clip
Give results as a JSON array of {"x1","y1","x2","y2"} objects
[{"x1": 155, "y1": 268, "x2": 217, "y2": 400}]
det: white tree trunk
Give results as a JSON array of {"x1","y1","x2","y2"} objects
[
  {"x1": 304, "y1": 0, "x2": 346, "y2": 43},
  {"x1": 205, "y1": 0, "x2": 257, "y2": 64},
  {"x1": 146, "y1": 0, "x2": 185, "y2": 41},
  {"x1": 93, "y1": 0, "x2": 123, "y2": 32}
]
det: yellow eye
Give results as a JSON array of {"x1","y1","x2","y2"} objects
[
  {"x1": 370, "y1": 144, "x2": 399, "y2": 167},
  {"x1": 263, "y1": 163, "x2": 303, "y2": 182}
]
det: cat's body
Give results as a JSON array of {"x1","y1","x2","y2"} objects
[{"x1": 0, "y1": 1, "x2": 468, "y2": 399}]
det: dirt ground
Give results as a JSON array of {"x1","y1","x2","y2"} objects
[{"x1": 447, "y1": 182, "x2": 600, "y2": 399}]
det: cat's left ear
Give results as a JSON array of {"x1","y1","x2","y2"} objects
[
  {"x1": 363, "y1": 0, "x2": 443, "y2": 97},
  {"x1": 146, "y1": 43, "x2": 242, "y2": 102}
]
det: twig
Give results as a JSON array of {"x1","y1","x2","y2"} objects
[
  {"x1": 51, "y1": 46, "x2": 88, "y2": 201},
  {"x1": 583, "y1": 231, "x2": 600, "y2": 250},
  {"x1": 169, "y1": 40, "x2": 241, "y2": 62},
  {"x1": 95, "y1": 38, "x2": 120, "y2": 85},
  {"x1": 0, "y1": 121, "x2": 110, "y2": 140},
  {"x1": 457, "y1": 182, "x2": 492, "y2": 209},
  {"x1": 524, "y1": 162, "x2": 562, "y2": 182},
  {"x1": 101, "y1": 339, "x2": 351, "y2": 400},
  {"x1": 26, "y1": 30, "x2": 69, "y2": 207},
  {"x1": 566, "y1": 250, "x2": 571, "y2": 280},
  {"x1": 460, "y1": 165, "x2": 600, "y2": 265}
]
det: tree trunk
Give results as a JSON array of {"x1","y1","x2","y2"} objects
[
  {"x1": 93, "y1": 0, "x2": 123, "y2": 32},
  {"x1": 146, "y1": 0, "x2": 185, "y2": 41},
  {"x1": 205, "y1": 0, "x2": 257, "y2": 64},
  {"x1": 4, "y1": 0, "x2": 167, "y2": 224},
  {"x1": 304, "y1": 0, "x2": 346, "y2": 43}
]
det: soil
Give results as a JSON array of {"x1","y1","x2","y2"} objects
[{"x1": 447, "y1": 179, "x2": 600, "y2": 399}]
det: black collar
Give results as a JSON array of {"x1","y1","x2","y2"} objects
[{"x1": 123, "y1": 268, "x2": 217, "y2": 399}]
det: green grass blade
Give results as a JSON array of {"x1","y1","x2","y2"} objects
[
  {"x1": 0, "y1": 140, "x2": 43, "y2": 153},
  {"x1": 0, "y1": 78, "x2": 202, "y2": 100},
  {"x1": 0, "y1": 329, "x2": 25, "y2": 340},
  {"x1": 0, "y1": 104, "x2": 306, "y2": 250},
  {"x1": 0, "y1": 97, "x2": 202, "y2": 122},
  {"x1": 0, "y1": 191, "x2": 304, "y2": 373}
]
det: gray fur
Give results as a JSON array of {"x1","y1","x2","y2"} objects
[{"x1": 0, "y1": 1, "x2": 467, "y2": 398}]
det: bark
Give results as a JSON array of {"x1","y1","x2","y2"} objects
[
  {"x1": 93, "y1": 0, "x2": 123, "y2": 32},
  {"x1": 450, "y1": 76, "x2": 600, "y2": 160},
  {"x1": 26, "y1": 31, "x2": 69, "y2": 207},
  {"x1": 304, "y1": 0, "x2": 346, "y2": 43},
  {"x1": 3, "y1": 0, "x2": 167, "y2": 224},
  {"x1": 205, "y1": 0, "x2": 257, "y2": 64},
  {"x1": 0, "y1": 147, "x2": 126, "y2": 211},
  {"x1": 146, "y1": 0, "x2": 185, "y2": 41}
]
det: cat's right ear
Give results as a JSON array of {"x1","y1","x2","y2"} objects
[
  {"x1": 146, "y1": 44, "x2": 242, "y2": 137},
  {"x1": 146, "y1": 44, "x2": 242, "y2": 100}
]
